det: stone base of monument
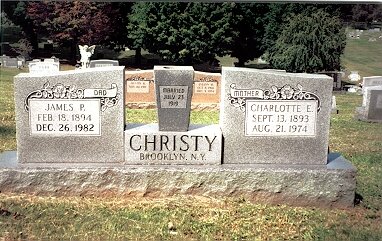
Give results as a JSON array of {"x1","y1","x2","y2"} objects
[
  {"x1": 355, "y1": 107, "x2": 382, "y2": 123},
  {"x1": 0, "y1": 152, "x2": 356, "y2": 208}
]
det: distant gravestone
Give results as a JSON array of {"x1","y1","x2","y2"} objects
[
  {"x1": 154, "y1": 66, "x2": 194, "y2": 132},
  {"x1": 89, "y1": 59, "x2": 119, "y2": 68},
  {"x1": 362, "y1": 76, "x2": 382, "y2": 105},
  {"x1": 356, "y1": 86, "x2": 382, "y2": 122},
  {"x1": 126, "y1": 76, "x2": 150, "y2": 93},
  {"x1": 319, "y1": 71, "x2": 342, "y2": 91},
  {"x1": 28, "y1": 61, "x2": 60, "y2": 74},
  {"x1": 332, "y1": 96, "x2": 338, "y2": 114},
  {"x1": 362, "y1": 76, "x2": 382, "y2": 90},
  {"x1": 0, "y1": 55, "x2": 9, "y2": 66},
  {"x1": 194, "y1": 81, "x2": 217, "y2": 94},
  {"x1": 3, "y1": 57, "x2": 18, "y2": 68},
  {"x1": 44, "y1": 58, "x2": 56, "y2": 63},
  {"x1": 14, "y1": 67, "x2": 125, "y2": 163},
  {"x1": 348, "y1": 71, "x2": 361, "y2": 82},
  {"x1": 220, "y1": 67, "x2": 333, "y2": 165}
]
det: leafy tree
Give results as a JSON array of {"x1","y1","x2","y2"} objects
[
  {"x1": 127, "y1": 2, "x2": 234, "y2": 65},
  {"x1": 26, "y1": 1, "x2": 124, "y2": 62},
  {"x1": 2, "y1": 1, "x2": 39, "y2": 56},
  {"x1": 126, "y1": 2, "x2": 150, "y2": 65},
  {"x1": 12, "y1": 39, "x2": 33, "y2": 58},
  {"x1": 229, "y1": 3, "x2": 267, "y2": 66},
  {"x1": 351, "y1": 4, "x2": 382, "y2": 23},
  {"x1": 267, "y1": 9, "x2": 346, "y2": 73}
]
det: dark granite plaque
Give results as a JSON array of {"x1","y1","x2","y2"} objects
[{"x1": 154, "y1": 66, "x2": 194, "y2": 132}]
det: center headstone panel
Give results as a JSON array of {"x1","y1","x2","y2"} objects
[
  {"x1": 220, "y1": 67, "x2": 333, "y2": 165},
  {"x1": 154, "y1": 66, "x2": 194, "y2": 131},
  {"x1": 14, "y1": 67, "x2": 125, "y2": 163}
]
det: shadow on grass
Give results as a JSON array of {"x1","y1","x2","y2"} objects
[
  {"x1": 354, "y1": 193, "x2": 364, "y2": 206},
  {"x1": 0, "y1": 126, "x2": 15, "y2": 136}
]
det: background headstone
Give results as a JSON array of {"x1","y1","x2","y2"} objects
[
  {"x1": 89, "y1": 59, "x2": 119, "y2": 68},
  {"x1": 348, "y1": 71, "x2": 361, "y2": 82},
  {"x1": 0, "y1": 55, "x2": 10, "y2": 66},
  {"x1": 154, "y1": 66, "x2": 194, "y2": 132},
  {"x1": 362, "y1": 76, "x2": 382, "y2": 106},
  {"x1": 331, "y1": 96, "x2": 338, "y2": 114},
  {"x1": 3, "y1": 57, "x2": 18, "y2": 68},
  {"x1": 28, "y1": 61, "x2": 60, "y2": 74},
  {"x1": 356, "y1": 86, "x2": 382, "y2": 122},
  {"x1": 14, "y1": 66, "x2": 125, "y2": 163},
  {"x1": 220, "y1": 67, "x2": 333, "y2": 165}
]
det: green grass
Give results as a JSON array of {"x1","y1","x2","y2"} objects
[{"x1": 341, "y1": 32, "x2": 382, "y2": 77}]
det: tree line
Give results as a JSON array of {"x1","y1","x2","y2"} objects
[{"x1": 2, "y1": 2, "x2": 381, "y2": 73}]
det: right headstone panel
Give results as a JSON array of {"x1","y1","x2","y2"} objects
[{"x1": 220, "y1": 67, "x2": 333, "y2": 165}]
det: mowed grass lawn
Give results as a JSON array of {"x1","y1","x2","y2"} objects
[{"x1": 1, "y1": 67, "x2": 382, "y2": 240}]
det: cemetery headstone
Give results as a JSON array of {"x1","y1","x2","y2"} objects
[
  {"x1": 348, "y1": 71, "x2": 361, "y2": 82},
  {"x1": 3, "y1": 57, "x2": 18, "y2": 68},
  {"x1": 332, "y1": 96, "x2": 338, "y2": 114},
  {"x1": 0, "y1": 55, "x2": 9, "y2": 66},
  {"x1": 319, "y1": 71, "x2": 343, "y2": 91},
  {"x1": 362, "y1": 76, "x2": 382, "y2": 91},
  {"x1": 89, "y1": 59, "x2": 119, "y2": 68},
  {"x1": 356, "y1": 86, "x2": 382, "y2": 122},
  {"x1": 220, "y1": 67, "x2": 333, "y2": 165},
  {"x1": 362, "y1": 76, "x2": 382, "y2": 106},
  {"x1": 28, "y1": 61, "x2": 60, "y2": 74},
  {"x1": 154, "y1": 66, "x2": 194, "y2": 132},
  {"x1": 14, "y1": 66, "x2": 125, "y2": 163},
  {"x1": 44, "y1": 58, "x2": 56, "y2": 63}
]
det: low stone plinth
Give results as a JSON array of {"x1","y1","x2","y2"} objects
[{"x1": 0, "y1": 151, "x2": 356, "y2": 208}]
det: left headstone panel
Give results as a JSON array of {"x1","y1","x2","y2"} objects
[{"x1": 14, "y1": 67, "x2": 125, "y2": 163}]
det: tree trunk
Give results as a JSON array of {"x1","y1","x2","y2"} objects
[
  {"x1": 236, "y1": 58, "x2": 245, "y2": 67},
  {"x1": 70, "y1": 41, "x2": 78, "y2": 65},
  {"x1": 29, "y1": 32, "x2": 39, "y2": 58},
  {"x1": 135, "y1": 48, "x2": 141, "y2": 66}
]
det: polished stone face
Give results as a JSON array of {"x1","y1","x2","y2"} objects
[
  {"x1": 220, "y1": 67, "x2": 333, "y2": 165},
  {"x1": 14, "y1": 66, "x2": 125, "y2": 163}
]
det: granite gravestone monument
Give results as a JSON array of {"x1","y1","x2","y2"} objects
[
  {"x1": 3, "y1": 57, "x2": 18, "y2": 68},
  {"x1": 220, "y1": 67, "x2": 333, "y2": 165},
  {"x1": 362, "y1": 76, "x2": 382, "y2": 91},
  {"x1": 14, "y1": 66, "x2": 125, "y2": 163},
  {"x1": 0, "y1": 66, "x2": 356, "y2": 208},
  {"x1": 362, "y1": 76, "x2": 382, "y2": 106},
  {"x1": 356, "y1": 86, "x2": 382, "y2": 122}
]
